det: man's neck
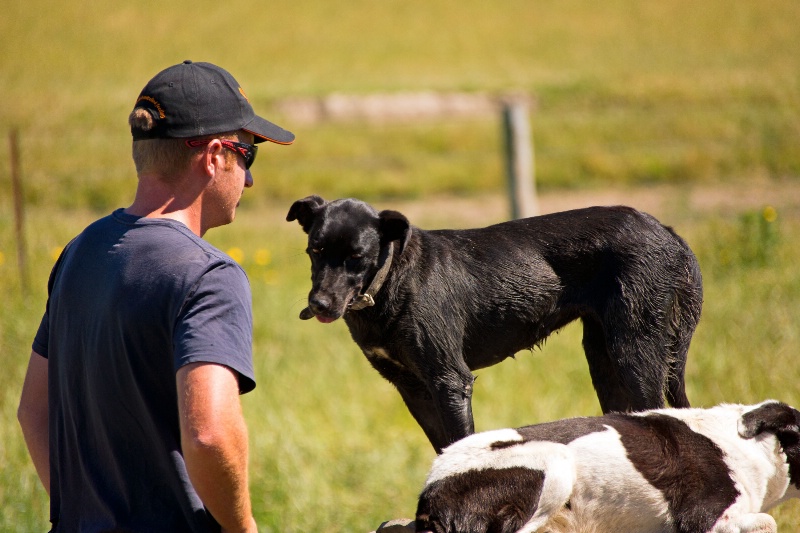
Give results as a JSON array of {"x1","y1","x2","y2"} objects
[{"x1": 125, "y1": 173, "x2": 205, "y2": 236}]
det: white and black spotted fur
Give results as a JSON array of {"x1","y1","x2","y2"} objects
[
  {"x1": 287, "y1": 196, "x2": 703, "y2": 453},
  {"x1": 416, "y1": 401, "x2": 800, "y2": 533}
]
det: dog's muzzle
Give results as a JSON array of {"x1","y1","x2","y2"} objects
[{"x1": 299, "y1": 242, "x2": 394, "y2": 320}]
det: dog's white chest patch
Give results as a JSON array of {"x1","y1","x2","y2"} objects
[
  {"x1": 364, "y1": 347, "x2": 393, "y2": 362},
  {"x1": 363, "y1": 347, "x2": 408, "y2": 371}
]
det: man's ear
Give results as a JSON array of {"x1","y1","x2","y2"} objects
[
  {"x1": 196, "y1": 139, "x2": 227, "y2": 179},
  {"x1": 739, "y1": 401, "x2": 800, "y2": 439},
  {"x1": 286, "y1": 195, "x2": 326, "y2": 233},
  {"x1": 379, "y1": 210, "x2": 412, "y2": 254}
]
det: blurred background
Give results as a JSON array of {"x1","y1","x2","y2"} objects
[{"x1": 1, "y1": 1, "x2": 799, "y2": 531}]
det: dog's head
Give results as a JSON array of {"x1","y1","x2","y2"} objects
[
  {"x1": 415, "y1": 467, "x2": 544, "y2": 533},
  {"x1": 287, "y1": 195, "x2": 411, "y2": 322},
  {"x1": 415, "y1": 429, "x2": 553, "y2": 533},
  {"x1": 739, "y1": 400, "x2": 800, "y2": 492}
]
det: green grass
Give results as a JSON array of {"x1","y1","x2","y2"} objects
[
  {"x1": 2, "y1": 194, "x2": 799, "y2": 531},
  {"x1": 1, "y1": 1, "x2": 799, "y2": 209},
  {"x1": 2, "y1": 0, "x2": 800, "y2": 530}
]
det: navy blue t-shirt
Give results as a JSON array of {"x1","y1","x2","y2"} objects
[{"x1": 33, "y1": 209, "x2": 256, "y2": 533}]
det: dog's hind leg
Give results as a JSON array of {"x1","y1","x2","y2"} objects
[
  {"x1": 662, "y1": 299, "x2": 691, "y2": 408},
  {"x1": 664, "y1": 281, "x2": 702, "y2": 408},
  {"x1": 663, "y1": 230, "x2": 703, "y2": 409},
  {"x1": 665, "y1": 349, "x2": 691, "y2": 408},
  {"x1": 582, "y1": 316, "x2": 670, "y2": 413},
  {"x1": 581, "y1": 317, "x2": 634, "y2": 413}
]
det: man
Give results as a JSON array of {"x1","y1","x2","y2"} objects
[{"x1": 17, "y1": 60, "x2": 294, "y2": 532}]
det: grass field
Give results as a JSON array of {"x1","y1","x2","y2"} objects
[
  {"x1": 1, "y1": 1, "x2": 799, "y2": 531},
  {"x1": 2, "y1": 187, "x2": 799, "y2": 531},
  {"x1": 2, "y1": 1, "x2": 799, "y2": 207}
]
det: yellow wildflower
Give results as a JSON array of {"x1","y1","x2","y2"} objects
[{"x1": 227, "y1": 247, "x2": 245, "y2": 264}]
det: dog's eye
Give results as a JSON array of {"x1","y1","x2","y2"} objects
[
  {"x1": 345, "y1": 254, "x2": 364, "y2": 268},
  {"x1": 309, "y1": 248, "x2": 322, "y2": 255}
]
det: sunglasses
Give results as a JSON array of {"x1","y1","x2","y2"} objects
[{"x1": 185, "y1": 138, "x2": 258, "y2": 169}]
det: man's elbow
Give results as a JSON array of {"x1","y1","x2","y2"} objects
[
  {"x1": 19, "y1": 351, "x2": 49, "y2": 435},
  {"x1": 183, "y1": 421, "x2": 248, "y2": 456},
  {"x1": 17, "y1": 398, "x2": 44, "y2": 433},
  {"x1": 17, "y1": 403, "x2": 28, "y2": 430}
]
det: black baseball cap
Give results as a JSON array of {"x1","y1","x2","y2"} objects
[{"x1": 131, "y1": 60, "x2": 294, "y2": 145}]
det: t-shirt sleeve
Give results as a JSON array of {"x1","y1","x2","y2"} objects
[
  {"x1": 173, "y1": 261, "x2": 256, "y2": 394},
  {"x1": 31, "y1": 243, "x2": 71, "y2": 358},
  {"x1": 32, "y1": 312, "x2": 49, "y2": 357}
]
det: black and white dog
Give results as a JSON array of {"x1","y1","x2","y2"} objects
[
  {"x1": 287, "y1": 196, "x2": 703, "y2": 452},
  {"x1": 416, "y1": 401, "x2": 800, "y2": 533}
]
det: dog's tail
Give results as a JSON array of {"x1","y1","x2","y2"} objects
[{"x1": 665, "y1": 229, "x2": 703, "y2": 408}]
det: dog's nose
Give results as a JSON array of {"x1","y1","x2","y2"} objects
[{"x1": 308, "y1": 295, "x2": 332, "y2": 315}]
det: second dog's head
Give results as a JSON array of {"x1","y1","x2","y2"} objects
[{"x1": 287, "y1": 195, "x2": 411, "y2": 322}]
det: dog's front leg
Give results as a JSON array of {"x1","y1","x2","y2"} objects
[
  {"x1": 393, "y1": 378, "x2": 452, "y2": 454},
  {"x1": 424, "y1": 366, "x2": 477, "y2": 453},
  {"x1": 410, "y1": 364, "x2": 475, "y2": 453},
  {"x1": 394, "y1": 368, "x2": 475, "y2": 454}
]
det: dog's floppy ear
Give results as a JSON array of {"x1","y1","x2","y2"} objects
[
  {"x1": 739, "y1": 401, "x2": 800, "y2": 439},
  {"x1": 286, "y1": 195, "x2": 326, "y2": 233},
  {"x1": 379, "y1": 210, "x2": 412, "y2": 255},
  {"x1": 740, "y1": 401, "x2": 800, "y2": 490}
]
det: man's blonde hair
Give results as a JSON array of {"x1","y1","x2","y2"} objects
[{"x1": 129, "y1": 108, "x2": 239, "y2": 181}]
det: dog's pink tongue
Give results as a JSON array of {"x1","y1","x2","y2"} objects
[{"x1": 316, "y1": 316, "x2": 336, "y2": 324}]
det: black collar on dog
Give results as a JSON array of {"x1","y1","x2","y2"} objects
[
  {"x1": 349, "y1": 241, "x2": 395, "y2": 311},
  {"x1": 298, "y1": 241, "x2": 395, "y2": 320}
]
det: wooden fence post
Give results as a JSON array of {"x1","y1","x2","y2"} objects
[
  {"x1": 501, "y1": 96, "x2": 538, "y2": 219},
  {"x1": 10, "y1": 128, "x2": 29, "y2": 293}
]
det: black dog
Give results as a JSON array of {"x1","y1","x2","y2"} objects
[{"x1": 287, "y1": 196, "x2": 703, "y2": 453}]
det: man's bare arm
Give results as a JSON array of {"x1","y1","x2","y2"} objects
[
  {"x1": 177, "y1": 362, "x2": 256, "y2": 533},
  {"x1": 18, "y1": 351, "x2": 50, "y2": 496}
]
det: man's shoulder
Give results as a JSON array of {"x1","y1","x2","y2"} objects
[{"x1": 73, "y1": 210, "x2": 246, "y2": 282}]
